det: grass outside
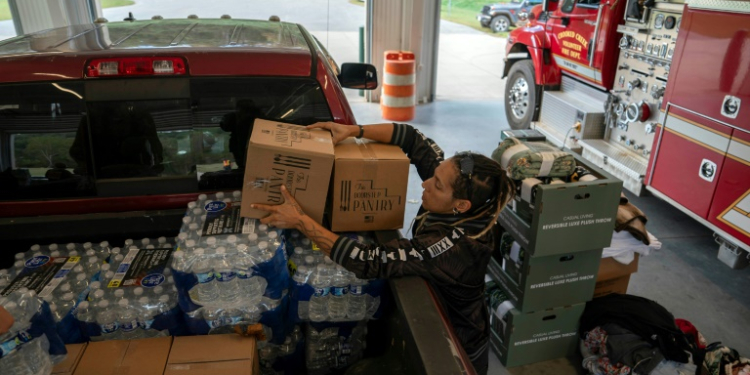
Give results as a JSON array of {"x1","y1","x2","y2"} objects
[
  {"x1": 0, "y1": 0, "x2": 134, "y2": 21},
  {"x1": 100, "y1": 0, "x2": 135, "y2": 9},
  {"x1": 0, "y1": 1, "x2": 10, "y2": 21}
]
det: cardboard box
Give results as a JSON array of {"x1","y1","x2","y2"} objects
[
  {"x1": 498, "y1": 153, "x2": 623, "y2": 257},
  {"x1": 53, "y1": 343, "x2": 87, "y2": 375},
  {"x1": 241, "y1": 119, "x2": 334, "y2": 224},
  {"x1": 74, "y1": 336, "x2": 172, "y2": 375},
  {"x1": 489, "y1": 238, "x2": 602, "y2": 312},
  {"x1": 593, "y1": 254, "x2": 639, "y2": 298},
  {"x1": 490, "y1": 303, "x2": 585, "y2": 367},
  {"x1": 165, "y1": 334, "x2": 259, "y2": 375},
  {"x1": 329, "y1": 139, "x2": 409, "y2": 231}
]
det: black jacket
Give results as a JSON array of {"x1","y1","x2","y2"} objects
[{"x1": 330, "y1": 123, "x2": 497, "y2": 361}]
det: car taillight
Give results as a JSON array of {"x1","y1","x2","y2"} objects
[
  {"x1": 509, "y1": 9, "x2": 516, "y2": 14},
  {"x1": 86, "y1": 57, "x2": 187, "y2": 77}
]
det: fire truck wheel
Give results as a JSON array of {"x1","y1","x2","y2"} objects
[
  {"x1": 504, "y1": 60, "x2": 538, "y2": 129},
  {"x1": 491, "y1": 16, "x2": 511, "y2": 33}
]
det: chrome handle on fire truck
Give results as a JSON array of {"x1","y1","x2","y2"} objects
[
  {"x1": 589, "y1": 3, "x2": 604, "y2": 67},
  {"x1": 699, "y1": 159, "x2": 717, "y2": 182},
  {"x1": 721, "y1": 95, "x2": 741, "y2": 119}
]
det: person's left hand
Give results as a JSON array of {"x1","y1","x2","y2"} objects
[{"x1": 251, "y1": 185, "x2": 306, "y2": 229}]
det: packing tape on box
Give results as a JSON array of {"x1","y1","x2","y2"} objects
[
  {"x1": 520, "y1": 178, "x2": 542, "y2": 203},
  {"x1": 355, "y1": 138, "x2": 378, "y2": 180}
]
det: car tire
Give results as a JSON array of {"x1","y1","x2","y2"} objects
[
  {"x1": 491, "y1": 15, "x2": 511, "y2": 33},
  {"x1": 504, "y1": 60, "x2": 540, "y2": 130}
]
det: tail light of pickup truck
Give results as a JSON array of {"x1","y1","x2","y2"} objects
[{"x1": 86, "y1": 57, "x2": 187, "y2": 77}]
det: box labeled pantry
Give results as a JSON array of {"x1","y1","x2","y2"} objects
[
  {"x1": 329, "y1": 139, "x2": 409, "y2": 231},
  {"x1": 241, "y1": 119, "x2": 334, "y2": 224}
]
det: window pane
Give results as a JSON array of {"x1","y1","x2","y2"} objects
[
  {"x1": 0, "y1": 82, "x2": 92, "y2": 201},
  {"x1": 191, "y1": 77, "x2": 332, "y2": 191},
  {"x1": 85, "y1": 100, "x2": 192, "y2": 179}
]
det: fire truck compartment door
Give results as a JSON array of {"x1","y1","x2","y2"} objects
[
  {"x1": 708, "y1": 129, "x2": 750, "y2": 248},
  {"x1": 650, "y1": 107, "x2": 732, "y2": 219},
  {"x1": 667, "y1": 8, "x2": 750, "y2": 131}
]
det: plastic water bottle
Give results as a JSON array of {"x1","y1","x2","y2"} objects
[
  {"x1": 232, "y1": 190, "x2": 241, "y2": 201},
  {"x1": 65, "y1": 243, "x2": 76, "y2": 253},
  {"x1": 247, "y1": 233, "x2": 259, "y2": 247},
  {"x1": 347, "y1": 275, "x2": 368, "y2": 321},
  {"x1": 205, "y1": 237, "x2": 218, "y2": 249},
  {"x1": 58, "y1": 292, "x2": 76, "y2": 317},
  {"x1": 117, "y1": 299, "x2": 140, "y2": 340},
  {"x1": 235, "y1": 253, "x2": 266, "y2": 308},
  {"x1": 214, "y1": 247, "x2": 240, "y2": 304},
  {"x1": 171, "y1": 250, "x2": 188, "y2": 273},
  {"x1": 75, "y1": 301, "x2": 98, "y2": 340},
  {"x1": 191, "y1": 249, "x2": 217, "y2": 305},
  {"x1": 72, "y1": 273, "x2": 89, "y2": 294},
  {"x1": 96, "y1": 300, "x2": 119, "y2": 340},
  {"x1": 293, "y1": 265, "x2": 310, "y2": 320},
  {"x1": 290, "y1": 247, "x2": 305, "y2": 274},
  {"x1": 202, "y1": 306, "x2": 223, "y2": 328},
  {"x1": 329, "y1": 265, "x2": 349, "y2": 321},
  {"x1": 137, "y1": 296, "x2": 155, "y2": 336},
  {"x1": 85, "y1": 256, "x2": 101, "y2": 275},
  {"x1": 97, "y1": 241, "x2": 110, "y2": 254},
  {"x1": 257, "y1": 241, "x2": 274, "y2": 262},
  {"x1": 309, "y1": 263, "x2": 333, "y2": 322}
]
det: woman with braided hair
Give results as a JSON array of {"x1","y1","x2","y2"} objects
[{"x1": 252, "y1": 122, "x2": 514, "y2": 374}]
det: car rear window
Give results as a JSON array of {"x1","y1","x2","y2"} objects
[{"x1": 0, "y1": 77, "x2": 333, "y2": 201}]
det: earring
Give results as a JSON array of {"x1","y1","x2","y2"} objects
[{"x1": 452, "y1": 207, "x2": 460, "y2": 215}]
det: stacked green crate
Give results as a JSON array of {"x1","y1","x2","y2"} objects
[{"x1": 489, "y1": 152, "x2": 622, "y2": 367}]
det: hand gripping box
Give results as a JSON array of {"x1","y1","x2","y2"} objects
[
  {"x1": 241, "y1": 119, "x2": 334, "y2": 224},
  {"x1": 329, "y1": 139, "x2": 409, "y2": 232}
]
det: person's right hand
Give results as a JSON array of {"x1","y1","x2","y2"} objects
[
  {"x1": 307, "y1": 122, "x2": 354, "y2": 145},
  {"x1": 0, "y1": 306, "x2": 13, "y2": 334}
]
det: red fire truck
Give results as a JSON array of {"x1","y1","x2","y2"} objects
[{"x1": 503, "y1": 0, "x2": 750, "y2": 261}]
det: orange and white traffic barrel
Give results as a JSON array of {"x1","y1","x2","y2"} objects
[{"x1": 381, "y1": 51, "x2": 416, "y2": 121}]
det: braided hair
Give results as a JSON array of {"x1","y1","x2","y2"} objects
[{"x1": 450, "y1": 152, "x2": 515, "y2": 239}]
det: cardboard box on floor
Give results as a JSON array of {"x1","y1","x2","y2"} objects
[
  {"x1": 490, "y1": 303, "x2": 585, "y2": 367},
  {"x1": 241, "y1": 119, "x2": 334, "y2": 224},
  {"x1": 593, "y1": 254, "x2": 640, "y2": 298},
  {"x1": 53, "y1": 343, "x2": 87, "y2": 375},
  {"x1": 329, "y1": 139, "x2": 409, "y2": 232},
  {"x1": 165, "y1": 334, "x2": 258, "y2": 375},
  {"x1": 73, "y1": 336, "x2": 172, "y2": 375}
]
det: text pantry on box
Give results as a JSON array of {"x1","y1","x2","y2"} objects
[{"x1": 329, "y1": 139, "x2": 409, "y2": 232}]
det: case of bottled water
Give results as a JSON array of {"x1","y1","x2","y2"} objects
[
  {"x1": 285, "y1": 231, "x2": 385, "y2": 324},
  {"x1": 0, "y1": 241, "x2": 116, "y2": 344},
  {"x1": 0, "y1": 288, "x2": 68, "y2": 374},
  {"x1": 172, "y1": 191, "x2": 291, "y2": 336}
]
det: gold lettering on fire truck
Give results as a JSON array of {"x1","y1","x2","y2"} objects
[{"x1": 557, "y1": 31, "x2": 589, "y2": 60}]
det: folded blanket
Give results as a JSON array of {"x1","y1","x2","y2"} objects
[{"x1": 491, "y1": 137, "x2": 577, "y2": 180}]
